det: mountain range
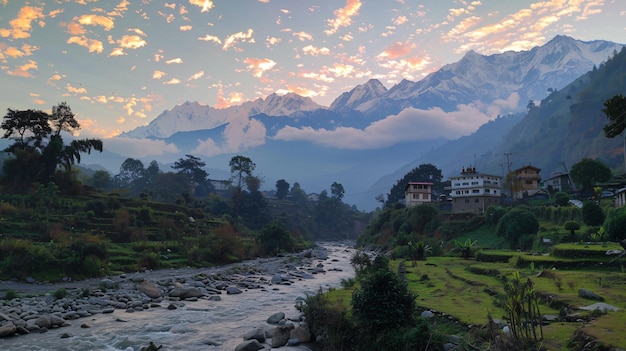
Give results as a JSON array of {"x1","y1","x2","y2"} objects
[{"x1": 84, "y1": 35, "x2": 624, "y2": 211}]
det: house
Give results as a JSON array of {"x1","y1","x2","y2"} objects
[
  {"x1": 512, "y1": 165, "x2": 541, "y2": 199},
  {"x1": 449, "y1": 166, "x2": 501, "y2": 213},
  {"x1": 544, "y1": 171, "x2": 574, "y2": 193},
  {"x1": 404, "y1": 182, "x2": 433, "y2": 206},
  {"x1": 616, "y1": 187, "x2": 626, "y2": 207}
]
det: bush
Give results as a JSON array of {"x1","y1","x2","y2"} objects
[
  {"x1": 303, "y1": 288, "x2": 356, "y2": 350},
  {"x1": 582, "y1": 201, "x2": 605, "y2": 226},
  {"x1": 53, "y1": 288, "x2": 68, "y2": 299}
]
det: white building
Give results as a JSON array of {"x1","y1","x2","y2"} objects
[{"x1": 449, "y1": 166, "x2": 502, "y2": 213}]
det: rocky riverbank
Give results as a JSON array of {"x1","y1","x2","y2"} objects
[{"x1": 0, "y1": 242, "x2": 355, "y2": 350}]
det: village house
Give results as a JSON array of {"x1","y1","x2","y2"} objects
[
  {"x1": 449, "y1": 166, "x2": 501, "y2": 213},
  {"x1": 404, "y1": 182, "x2": 433, "y2": 207},
  {"x1": 512, "y1": 165, "x2": 541, "y2": 199},
  {"x1": 543, "y1": 171, "x2": 574, "y2": 193}
]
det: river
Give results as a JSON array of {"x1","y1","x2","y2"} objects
[{"x1": 0, "y1": 241, "x2": 356, "y2": 351}]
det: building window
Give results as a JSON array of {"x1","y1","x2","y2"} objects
[{"x1": 472, "y1": 189, "x2": 480, "y2": 193}]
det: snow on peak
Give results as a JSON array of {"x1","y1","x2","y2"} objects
[{"x1": 329, "y1": 78, "x2": 388, "y2": 111}]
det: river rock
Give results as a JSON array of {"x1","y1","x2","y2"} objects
[
  {"x1": 139, "y1": 281, "x2": 162, "y2": 298},
  {"x1": 34, "y1": 315, "x2": 51, "y2": 329},
  {"x1": 235, "y1": 339, "x2": 264, "y2": 351},
  {"x1": 226, "y1": 287, "x2": 242, "y2": 295},
  {"x1": 243, "y1": 328, "x2": 266, "y2": 342},
  {"x1": 271, "y1": 324, "x2": 294, "y2": 347},
  {"x1": 290, "y1": 322, "x2": 311, "y2": 343},
  {"x1": 169, "y1": 285, "x2": 203, "y2": 299},
  {"x1": 267, "y1": 312, "x2": 285, "y2": 324},
  {"x1": 0, "y1": 322, "x2": 17, "y2": 337},
  {"x1": 271, "y1": 273, "x2": 283, "y2": 284}
]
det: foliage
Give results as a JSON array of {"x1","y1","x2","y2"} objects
[
  {"x1": 582, "y1": 200, "x2": 606, "y2": 226},
  {"x1": 491, "y1": 271, "x2": 543, "y2": 350},
  {"x1": 303, "y1": 288, "x2": 356, "y2": 351},
  {"x1": 553, "y1": 191, "x2": 570, "y2": 207},
  {"x1": 386, "y1": 163, "x2": 444, "y2": 206},
  {"x1": 275, "y1": 179, "x2": 289, "y2": 199},
  {"x1": 570, "y1": 158, "x2": 612, "y2": 196},
  {"x1": 454, "y1": 239, "x2": 477, "y2": 259},
  {"x1": 257, "y1": 222, "x2": 295, "y2": 255},
  {"x1": 563, "y1": 221, "x2": 580, "y2": 237},
  {"x1": 604, "y1": 208, "x2": 626, "y2": 241},
  {"x1": 1, "y1": 103, "x2": 103, "y2": 190},
  {"x1": 485, "y1": 206, "x2": 507, "y2": 226},
  {"x1": 171, "y1": 154, "x2": 213, "y2": 196},
  {"x1": 352, "y1": 256, "x2": 417, "y2": 333},
  {"x1": 496, "y1": 208, "x2": 539, "y2": 250},
  {"x1": 53, "y1": 288, "x2": 68, "y2": 299},
  {"x1": 602, "y1": 93, "x2": 626, "y2": 138}
]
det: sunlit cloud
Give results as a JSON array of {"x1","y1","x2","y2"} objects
[
  {"x1": 198, "y1": 34, "x2": 222, "y2": 44},
  {"x1": 393, "y1": 15, "x2": 408, "y2": 25},
  {"x1": 77, "y1": 14, "x2": 115, "y2": 31},
  {"x1": 152, "y1": 70, "x2": 167, "y2": 79},
  {"x1": 276, "y1": 85, "x2": 319, "y2": 98},
  {"x1": 0, "y1": 6, "x2": 45, "y2": 39},
  {"x1": 377, "y1": 41, "x2": 415, "y2": 59},
  {"x1": 293, "y1": 31, "x2": 313, "y2": 41},
  {"x1": 166, "y1": 58, "x2": 183, "y2": 64},
  {"x1": 193, "y1": 113, "x2": 267, "y2": 157},
  {"x1": 222, "y1": 29, "x2": 255, "y2": 51},
  {"x1": 266, "y1": 36, "x2": 281, "y2": 47},
  {"x1": 325, "y1": 0, "x2": 362, "y2": 35},
  {"x1": 117, "y1": 35, "x2": 147, "y2": 49},
  {"x1": 180, "y1": 25, "x2": 192, "y2": 31},
  {"x1": 163, "y1": 78, "x2": 182, "y2": 85},
  {"x1": 109, "y1": 47, "x2": 126, "y2": 56},
  {"x1": 188, "y1": 71, "x2": 204, "y2": 80},
  {"x1": 7, "y1": 59, "x2": 38, "y2": 77},
  {"x1": 66, "y1": 83, "x2": 87, "y2": 94},
  {"x1": 244, "y1": 57, "x2": 276, "y2": 78},
  {"x1": 273, "y1": 96, "x2": 518, "y2": 149},
  {"x1": 67, "y1": 36, "x2": 104, "y2": 53},
  {"x1": 302, "y1": 45, "x2": 330, "y2": 56},
  {"x1": 215, "y1": 87, "x2": 245, "y2": 109},
  {"x1": 189, "y1": 0, "x2": 215, "y2": 13}
]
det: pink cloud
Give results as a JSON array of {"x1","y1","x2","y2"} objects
[{"x1": 325, "y1": 0, "x2": 362, "y2": 35}]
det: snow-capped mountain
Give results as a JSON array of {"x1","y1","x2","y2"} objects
[
  {"x1": 123, "y1": 92, "x2": 321, "y2": 139},
  {"x1": 329, "y1": 79, "x2": 388, "y2": 111},
  {"x1": 381, "y1": 35, "x2": 621, "y2": 112}
]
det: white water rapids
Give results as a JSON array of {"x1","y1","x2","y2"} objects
[{"x1": 0, "y1": 242, "x2": 356, "y2": 351}]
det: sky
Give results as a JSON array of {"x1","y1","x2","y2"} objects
[{"x1": 1, "y1": 0, "x2": 625, "y2": 144}]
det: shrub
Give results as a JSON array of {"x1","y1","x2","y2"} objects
[
  {"x1": 3, "y1": 290, "x2": 17, "y2": 300},
  {"x1": 53, "y1": 288, "x2": 67, "y2": 299},
  {"x1": 303, "y1": 288, "x2": 356, "y2": 350}
]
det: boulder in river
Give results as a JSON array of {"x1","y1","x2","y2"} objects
[
  {"x1": 235, "y1": 339, "x2": 264, "y2": 351},
  {"x1": 139, "y1": 281, "x2": 162, "y2": 299}
]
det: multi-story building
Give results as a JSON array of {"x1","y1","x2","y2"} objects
[
  {"x1": 616, "y1": 187, "x2": 626, "y2": 208},
  {"x1": 404, "y1": 182, "x2": 433, "y2": 206},
  {"x1": 449, "y1": 166, "x2": 501, "y2": 213},
  {"x1": 512, "y1": 165, "x2": 541, "y2": 199}
]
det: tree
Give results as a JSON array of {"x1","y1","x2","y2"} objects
[
  {"x1": 351, "y1": 256, "x2": 418, "y2": 347},
  {"x1": 496, "y1": 208, "x2": 539, "y2": 250},
  {"x1": 553, "y1": 192, "x2": 570, "y2": 207},
  {"x1": 1, "y1": 103, "x2": 103, "y2": 188},
  {"x1": 386, "y1": 164, "x2": 444, "y2": 206},
  {"x1": 88, "y1": 170, "x2": 112, "y2": 191},
  {"x1": 330, "y1": 181, "x2": 345, "y2": 200},
  {"x1": 605, "y1": 208, "x2": 626, "y2": 241},
  {"x1": 257, "y1": 222, "x2": 294, "y2": 255},
  {"x1": 570, "y1": 158, "x2": 612, "y2": 196},
  {"x1": 229, "y1": 155, "x2": 255, "y2": 190},
  {"x1": 172, "y1": 154, "x2": 213, "y2": 196},
  {"x1": 275, "y1": 179, "x2": 290, "y2": 199},
  {"x1": 114, "y1": 158, "x2": 145, "y2": 191},
  {"x1": 582, "y1": 201, "x2": 606, "y2": 227},
  {"x1": 602, "y1": 94, "x2": 626, "y2": 138}
]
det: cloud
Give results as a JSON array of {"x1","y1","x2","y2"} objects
[
  {"x1": 393, "y1": 15, "x2": 408, "y2": 25},
  {"x1": 152, "y1": 70, "x2": 167, "y2": 79},
  {"x1": 163, "y1": 78, "x2": 181, "y2": 85},
  {"x1": 293, "y1": 31, "x2": 313, "y2": 41},
  {"x1": 244, "y1": 57, "x2": 276, "y2": 78},
  {"x1": 7, "y1": 59, "x2": 38, "y2": 77},
  {"x1": 105, "y1": 137, "x2": 179, "y2": 158},
  {"x1": 67, "y1": 36, "x2": 104, "y2": 53},
  {"x1": 66, "y1": 83, "x2": 87, "y2": 94},
  {"x1": 198, "y1": 34, "x2": 222, "y2": 44},
  {"x1": 192, "y1": 115, "x2": 267, "y2": 157},
  {"x1": 0, "y1": 6, "x2": 45, "y2": 39},
  {"x1": 266, "y1": 36, "x2": 281, "y2": 47},
  {"x1": 302, "y1": 45, "x2": 330, "y2": 56},
  {"x1": 189, "y1": 0, "x2": 215, "y2": 13},
  {"x1": 117, "y1": 35, "x2": 147, "y2": 49},
  {"x1": 77, "y1": 14, "x2": 115, "y2": 31},
  {"x1": 166, "y1": 58, "x2": 183, "y2": 64},
  {"x1": 377, "y1": 41, "x2": 415, "y2": 59},
  {"x1": 222, "y1": 29, "x2": 255, "y2": 51},
  {"x1": 188, "y1": 71, "x2": 204, "y2": 80},
  {"x1": 325, "y1": 0, "x2": 362, "y2": 35},
  {"x1": 180, "y1": 25, "x2": 192, "y2": 31},
  {"x1": 272, "y1": 97, "x2": 519, "y2": 149}
]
